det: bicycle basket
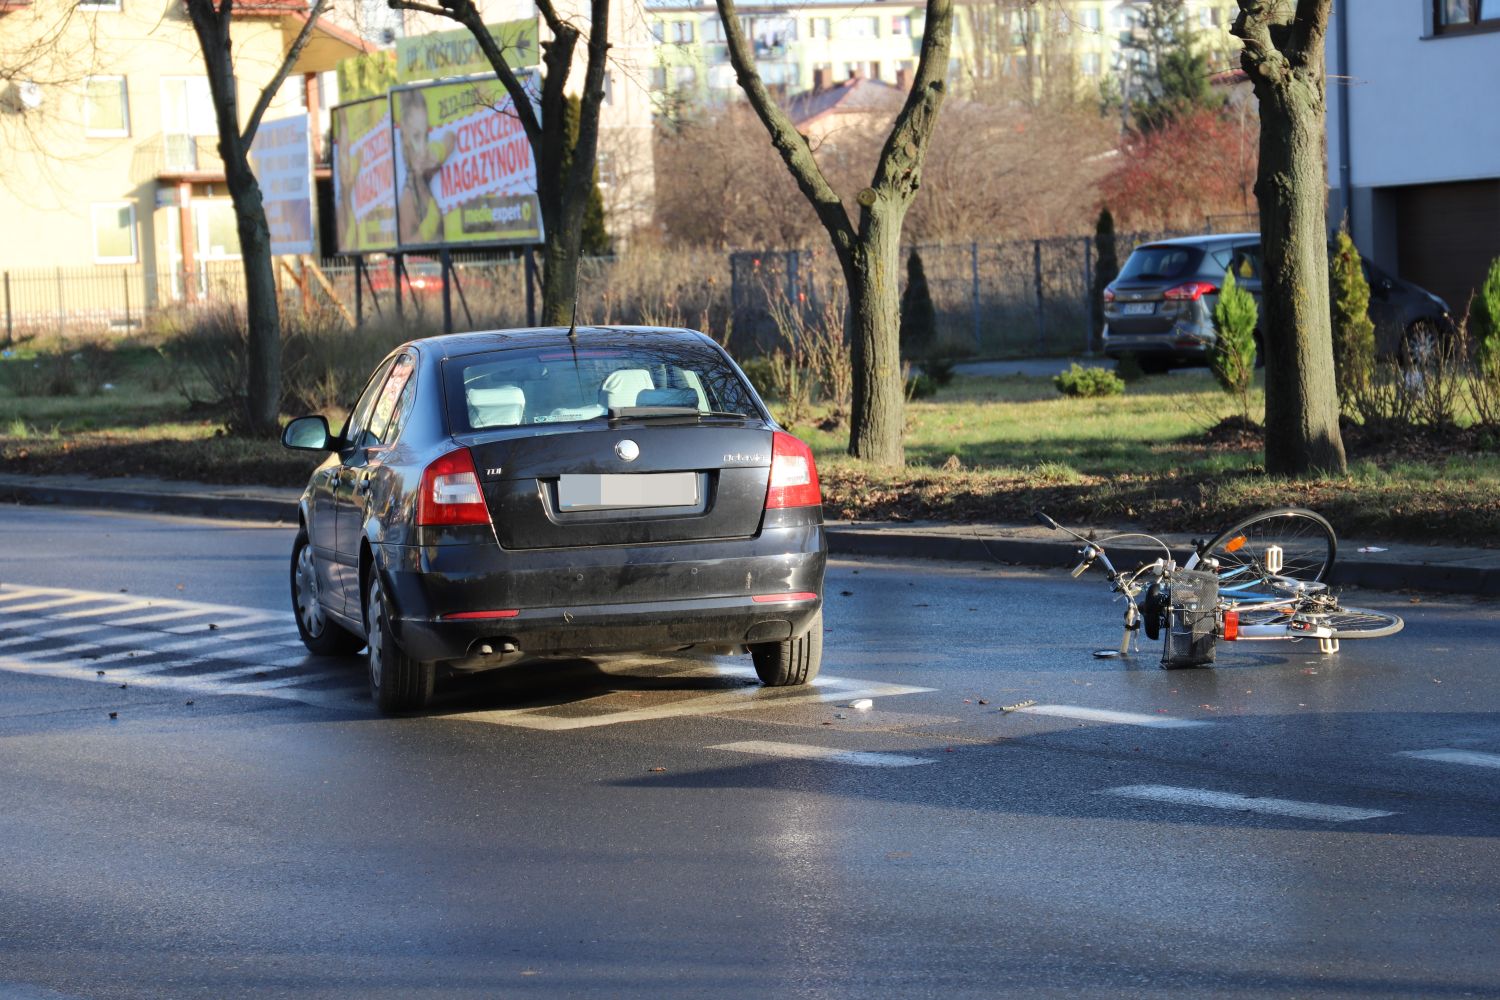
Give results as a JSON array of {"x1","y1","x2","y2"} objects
[{"x1": 1161, "y1": 570, "x2": 1219, "y2": 669}]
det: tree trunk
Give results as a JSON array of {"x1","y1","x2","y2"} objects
[
  {"x1": 1255, "y1": 74, "x2": 1344, "y2": 474},
  {"x1": 845, "y1": 206, "x2": 905, "y2": 466},
  {"x1": 1234, "y1": 0, "x2": 1345, "y2": 476},
  {"x1": 224, "y1": 152, "x2": 281, "y2": 435}
]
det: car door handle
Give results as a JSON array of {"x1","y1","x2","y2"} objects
[{"x1": 355, "y1": 474, "x2": 373, "y2": 495}]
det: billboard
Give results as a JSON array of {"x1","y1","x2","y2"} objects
[
  {"x1": 396, "y1": 19, "x2": 539, "y2": 83},
  {"x1": 332, "y1": 98, "x2": 398, "y2": 254},
  {"x1": 390, "y1": 74, "x2": 543, "y2": 249},
  {"x1": 248, "y1": 114, "x2": 314, "y2": 256},
  {"x1": 336, "y1": 50, "x2": 398, "y2": 105}
]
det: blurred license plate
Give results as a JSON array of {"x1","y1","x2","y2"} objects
[
  {"x1": 1121, "y1": 302, "x2": 1155, "y2": 315},
  {"x1": 558, "y1": 473, "x2": 698, "y2": 511}
]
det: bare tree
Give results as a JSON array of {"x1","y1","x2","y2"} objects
[
  {"x1": 184, "y1": 0, "x2": 330, "y2": 435},
  {"x1": 716, "y1": 0, "x2": 953, "y2": 467},
  {"x1": 1232, "y1": 0, "x2": 1345, "y2": 474},
  {"x1": 387, "y1": 0, "x2": 610, "y2": 325}
]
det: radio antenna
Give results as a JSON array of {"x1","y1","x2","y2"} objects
[{"x1": 567, "y1": 285, "x2": 579, "y2": 340}]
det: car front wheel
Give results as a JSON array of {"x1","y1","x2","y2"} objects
[
  {"x1": 365, "y1": 571, "x2": 434, "y2": 714},
  {"x1": 290, "y1": 529, "x2": 363, "y2": 656},
  {"x1": 750, "y1": 611, "x2": 823, "y2": 687}
]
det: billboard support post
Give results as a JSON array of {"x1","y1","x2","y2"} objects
[
  {"x1": 394, "y1": 253, "x2": 405, "y2": 323},
  {"x1": 525, "y1": 247, "x2": 537, "y2": 327},
  {"x1": 452, "y1": 261, "x2": 473, "y2": 329},
  {"x1": 354, "y1": 257, "x2": 364, "y2": 327},
  {"x1": 440, "y1": 247, "x2": 453, "y2": 335}
]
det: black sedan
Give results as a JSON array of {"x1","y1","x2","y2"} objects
[{"x1": 282, "y1": 326, "x2": 827, "y2": 713}]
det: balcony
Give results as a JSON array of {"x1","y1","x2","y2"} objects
[{"x1": 133, "y1": 134, "x2": 226, "y2": 183}]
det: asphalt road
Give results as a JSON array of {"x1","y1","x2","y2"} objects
[{"x1": 2, "y1": 505, "x2": 1499, "y2": 1000}]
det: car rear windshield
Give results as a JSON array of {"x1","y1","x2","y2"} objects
[
  {"x1": 444, "y1": 340, "x2": 761, "y2": 433},
  {"x1": 1117, "y1": 245, "x2": 1205, "y2": 282}
]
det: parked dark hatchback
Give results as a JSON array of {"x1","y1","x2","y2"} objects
[
  {"x1": 282, "y1": 326, "x2": 827, "y2": 713},
  {"x1": 1101, "y1": 233, "x2": 1454, "y2": 372}
]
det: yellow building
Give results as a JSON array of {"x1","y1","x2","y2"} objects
[{"x1": 0, "y1": 0, "x2": 365, "y2": 329}]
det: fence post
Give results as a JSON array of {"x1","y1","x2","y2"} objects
[
  {"x1": 354, "y1": 256, "x2": 364, "y2": 328},
  {"x1": 524, "y1": 247, "x2": 537, "y2": 327},
  {"x1": 56, "y1": 267, "x2": 65, "y2": 337},
  {"x1": 970, "y1": 241, "x2": 981, "y2": 350},
  {"x1": 123, "y1": 270, "x2": 132, "y2": 330},
  {"x1": 1033, "y1": 240, "x2": 1045, "y2": 351},
  {"x1": 3, "y1": 271, "x2": 11, "y2": 347},
  {"x1": 1082, "y1": 236, "x2": 1093, "y2": 356},
  {"x1": 440, "y1": 247, "x2": 453, "y2": 335},
  {"x1": 786, "y1": 250, "x2": 799, "y2": 308}
]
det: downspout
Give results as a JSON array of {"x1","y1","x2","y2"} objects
[{"x1": 1335, "y1": 1, "x2": 1353, "y2": 237}]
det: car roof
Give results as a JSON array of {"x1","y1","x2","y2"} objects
[
  {"x1": 1134, "y1": 232, "x2": 1259, "y2": 250},
  {"x1": 407, "y1": 325, "x2": 720, "y2": 361}
]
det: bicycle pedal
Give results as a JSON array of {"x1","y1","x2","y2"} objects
[{"x1": 1319, "y1": 637, "x2": 1340, "y2": 654}]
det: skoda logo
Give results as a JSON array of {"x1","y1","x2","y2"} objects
[{"x1": 615, "y1": 439, "x2": 640, "y2": 462}]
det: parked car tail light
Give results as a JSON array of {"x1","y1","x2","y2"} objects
[
  {"x1": 765, "y1": 431, "x2": 821, "y2": 509},
  {"x1": 417, "y1": 448, "x2": 491, "y2": 526},
  {"x1": 1102, "y1": 287, "x2": 1116, "y2": 303},
  {"x1": 1163, "y1": 281, "x2": 1218, "y2": 301}
]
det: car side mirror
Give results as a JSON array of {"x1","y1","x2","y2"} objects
[{"x1": 282, "y1": 415, "x2": 335, "y2": 452}]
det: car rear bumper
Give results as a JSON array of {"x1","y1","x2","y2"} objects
[
  {"x1": 378, "y1": 518, "x2": 827, "y2": 663},
  {"x1": 1102, "y1": 325, "x2": 1213, "y2": 364}
]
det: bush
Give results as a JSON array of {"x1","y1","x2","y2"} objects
[
  {"x1": 1329, "y1": 228, "x2": 1376, "y2": 411},
  {"x1": 905, "y1": 371, "x2": 938, "y2": 400},
  {"x1": 737, "y1": 355, "x2": 776, "y2": 399},
  {"x1": 1469, "y1": 257, "x2": 1500, "y2": 381},
  {"x1": 1210, "y1": 269, "x2": 1258, "y2": 419},
  {"x1": 1053, "y1": 363, "x2": 1124, "y2": 398},
  {"x1": 921, "y1": 356, "x2": 957, "y2": 387},
  {"x1": 899, "y1": 250, "x2": 937, "y2": 360}
]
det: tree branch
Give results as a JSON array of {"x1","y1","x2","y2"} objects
[
  {"x1": 387, "y1": 0, "x2": 543, "y2": 148},
  {"x1": 870, "y1": 0, "x2": 952, "y2": 202},
  {"x1": 1289, "y1": 0, "x2": 1331, "y2": 68},
  {"x1": 713, "y1": 0, "x2": 854, "y2": 257},
  {"x1": 243, "y1": 0, "x2": 328, "y2": 148},
  {"x1": 1232, "y1": 0, "x2": 1290, "y2": 86},
  {"x1": 532, "y1": 0, "x2": 568, "y2": 46}
]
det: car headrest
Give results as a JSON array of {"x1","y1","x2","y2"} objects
[
  {"x1": 600, "y1": 369, "x2": 655, "y2": 409},
  {"x1": 468, "y1": 385, "x2": 525, "y2": 428},
  {"x1": 635, "y1": 388, "x2": 700, "y2": 409}
]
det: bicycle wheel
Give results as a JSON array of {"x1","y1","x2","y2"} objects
[
  {"x1": 1196, "y1": 508, "x2": 1336, "y2": 587},
  {"x1": 1318, "y1": 606, "x2": 1404, "y2": 639}
]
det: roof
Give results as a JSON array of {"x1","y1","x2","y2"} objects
[
  {"x1": 418, "y1": 325, "x2": 718, "y2": 360},
  {"x1": 787, "y1": 76, "x2": 906, "y2": 129},
  {"x1": 0, "y1": 0, "x2": 34, "y2": 15},
  {"x1": 286, "y1": 11, "x2": 373, "y2": 72}
]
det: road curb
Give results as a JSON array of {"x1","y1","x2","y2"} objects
[
  {"x1": 5, "y1": 478, "x2": 1496, "y2": 597},
  {"x1": 0, "y1": 479, "x2": 298, "y2": 524},
  {"x1": 826, "y1": 526, "x2": 1500, "y2": 597}
]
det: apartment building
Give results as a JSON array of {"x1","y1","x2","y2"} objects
[
  {"x1": 1327, "y1": 0, "x2": 1500, "y2": 313},
  {"x1": 640, "y1": 0, "x2": 1238, "y2": 110},
  {"x1": 0, "y1": 0, "x2": 364, "y2": 319}
]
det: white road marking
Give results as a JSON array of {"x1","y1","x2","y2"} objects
[
  {"x1": 1397, "y1": 749, "x2": 1500, "y2": 770},
  {"x1": 0, "y1": 587, "x2": 50, "y2": 603},
  {"x1": 51, "y1": 598, "x2": 158, "y2": 619},
  {"x1": 711, "y1": 740, "x2": 934, "y2": 768},
  {"x1": 102, "y1": 608, "x2": 230, "y2": 628},
  {"x1": 0, "y1": 651, "x2": 354, "y2": 708},
  {"x1": 1016, "y1": 704, "x2": 1210, "y2": 729},
  {"x1": 448, "y1": 674, "x2": 934, "y2": 731},
  {"x1": 1103, "y1": 784, "x2": 1396, "y2": 822},
  {"x1": 0, "y1": 594, "x2": 117, "y2": 614}
]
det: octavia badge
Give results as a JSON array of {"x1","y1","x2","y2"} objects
[{"x1": 615, "y1": 439, "x2": 640, "y2": 462}]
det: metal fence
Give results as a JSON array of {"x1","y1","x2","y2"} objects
[{"x1": 2, "y1": 212, "x2": 1260, "y2": 355}]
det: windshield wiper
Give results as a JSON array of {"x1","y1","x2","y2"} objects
[{"x1": 608, "y1": 406, "x2": 748, "y2": 421}]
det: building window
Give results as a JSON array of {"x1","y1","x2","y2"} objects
[
  {"x1": 836, "y1": 16, "x2": 878, "y2": 39},
  {"x1": 673, "y1": 65, "x2": 697, "y2": 89},
  {"x1": 160, "y1": 77, "x2": 217, "y2": 137},
  {"x1": 891, "y1": 15, "x2": 911, "y2": 35},
  {"x1": 84, "y1": 76, "x2": 129, "y2": 137},
  {"x1": 809, "y1": 16, "x2": 830, "y2": 38},
  {"x1": 649, "y1": 66, "x2": 667, "y2": 91},
  {"x1": 596, "y1": 151, "x2": 614, "y2": 188},
  {"x1": 702, "y1": 16, "x2": 724, "y2": 42},
  {"x1": 671, "y1": 20, "x2": 694, "y2": 43},
  {"x1": 1435, "y1": 0, "x2": 1500, "y2": 31},
  {"x1": 77, "y1": 0, "x2": 122, "y2": 9},
  {"x1": 1078, "y1": 8, "x2": 1101, "y2": 30},
  {"x1": 91, "y1": 202, "x2": 137, "y2": 263},
  {"x1": 1081, "y1": 52, "x2": 1102, "y2": 77}
]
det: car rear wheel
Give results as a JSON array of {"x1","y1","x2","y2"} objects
[
  {"x1": 365, "y1": 571, "x2": 434, "y2": 714},
  {"x1": 750, "y1": 611, "x2": 823, "y2": 686},
  {"x1": 291, "y1": 529, "x2": 362, "y2": 656}
]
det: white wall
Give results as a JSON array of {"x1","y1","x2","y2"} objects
[{"x1": 1328, "y1": 1, "x2": 1500, "y2": 189}]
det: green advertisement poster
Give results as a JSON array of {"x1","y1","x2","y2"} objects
[
  {"x1": 331, "y1": 98, "x2": 397, "y2": 253},
  {"x1": 391, "y1": 74, "x2": 543, "y2": 249},
  {"x1": 396, "y1": 19, "x2": 539, "y2": 84}
]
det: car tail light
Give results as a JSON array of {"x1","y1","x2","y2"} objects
[
  {"x1": 1222, "y1": 610, "x2": 1239, "y2": 641},
  {"x1": 765, "y1": 431, "x2": 821, "y2": 509},
  {"x1": 1163, "y1": 281, "x2": 1218, "y2": 301},
  {"x1": 1102, "y1": 287, "x2": 1116, "y2": 303},
  {"x1": 417, "y1": 448, "x2": 491, "y2": 527},
  {"x1": 751, "y1": 592, "x2": 818, "y2": 603}
]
